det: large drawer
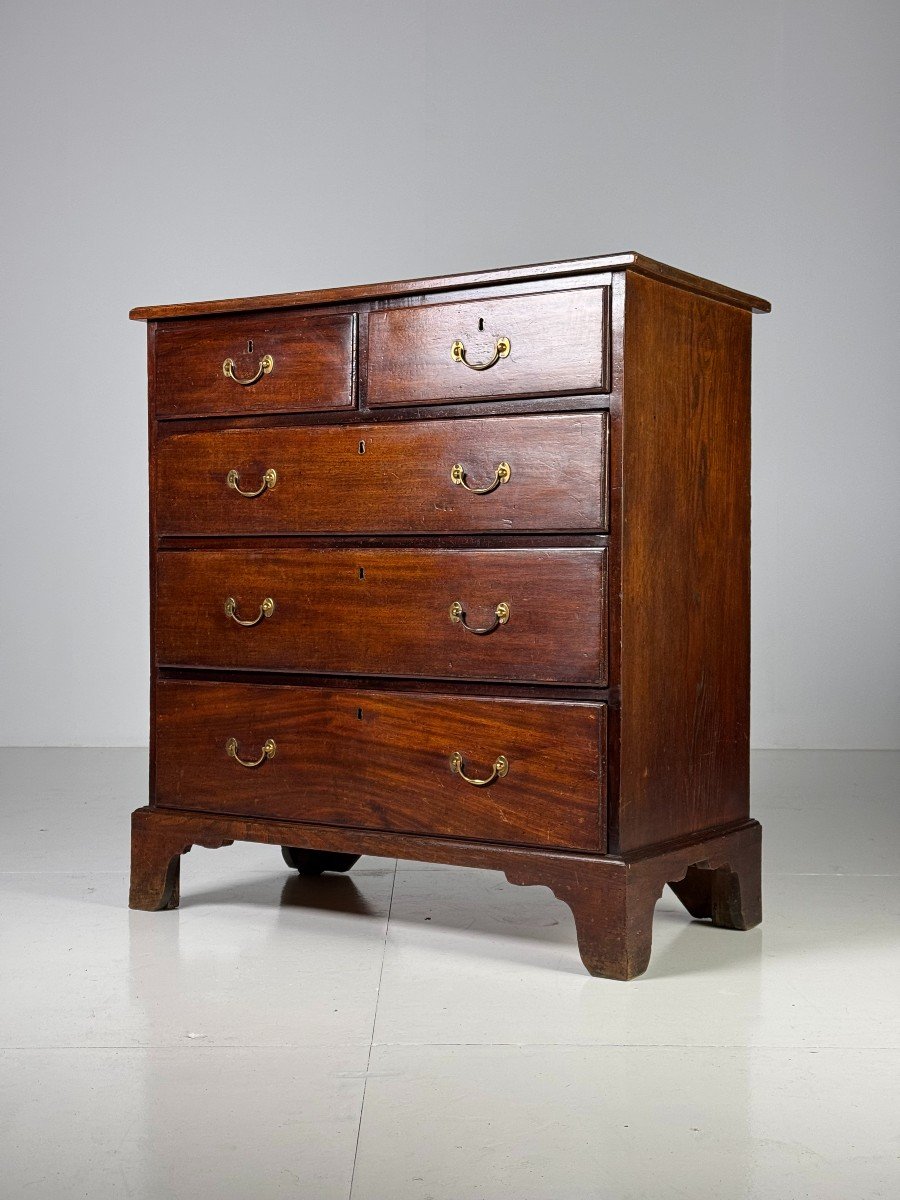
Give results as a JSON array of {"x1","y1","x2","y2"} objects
[
  {"x1": 155, "y1": 680, "x2": 605, "y2": 851},
  {"x1": 366, "y1": 287, "x2": 609, "y2": 408},
  {"x1": 154, "y1": 310, "x2": 355, "y2": 418},
  {"x1": 155, "y1": 547, "x2": 607, "y2": 685},
  {"x1": 155, "y1": 412, "x2": 609, "y2": 536}
]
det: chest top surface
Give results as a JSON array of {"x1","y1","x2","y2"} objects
[{"x1": 130, "y1": 252, "x2": 770, "y2": 321}]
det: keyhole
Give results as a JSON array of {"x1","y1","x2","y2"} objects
[
  {"x1": 358, "y1": 567, "x2": 365, "y2": 580},
  {"x1": 358, "y1": 440, "x2": 366, "y2": 454},
  {"x1": 356, "y1": 707, "x2": 363, "y2": 720},
  {"x1": 247, "y1": 339, "x2": 253, "y2": 354},
  {"x1": 478, "y1": 318, "x2": 484, "y2": 332}
]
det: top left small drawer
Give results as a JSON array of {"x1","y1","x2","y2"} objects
[{"x1": 153, "y1": 311, "x2": 355, "y2": 419}]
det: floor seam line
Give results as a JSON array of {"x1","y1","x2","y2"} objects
[
  {"x1": 2, "y1": 1043, "x2": 898, "y2": 1053},
  {"x1": 360, "y1": 1042, "x2": 900, "y2": 1051},
  {"x1": 348, "y1": 856, "x2": 397, "y2": 1200}
]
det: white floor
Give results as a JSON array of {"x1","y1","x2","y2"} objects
[{"x1": 0, "y1": 749, "x2": 897, "y2": 1199}]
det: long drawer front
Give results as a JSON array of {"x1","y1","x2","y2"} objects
[
  {"x1": 155, "y1": 412, "x2": 609, "y2": 536},
  {"x1": 155, "y1": 680, "x2": 605, "y2": 851},
  {"x1": 156, "y1": 547, "x2": 607, "y2": 685}
]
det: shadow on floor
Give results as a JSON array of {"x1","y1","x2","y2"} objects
[
  {"x1": 181, "y1": 866, "x2": 768, "y2": 981},
  {"x1": 178, "y1": 870, "x2": 389, "y2": 920}
]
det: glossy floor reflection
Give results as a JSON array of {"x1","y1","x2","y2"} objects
[{"x1": 0, "y1": 749, "x2": 898, "y2": 1198}]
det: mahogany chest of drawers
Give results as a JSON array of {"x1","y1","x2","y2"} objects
[{"x1": 129, "y1": 253, "x2": 769, "y2": 979}]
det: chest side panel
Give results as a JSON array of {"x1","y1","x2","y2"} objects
[{"x1": 616, "y1": 273, "x2": 752, "y2": 852}]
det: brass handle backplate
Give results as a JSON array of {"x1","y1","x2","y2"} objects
[
  {"x1": 226, "y1": 468, "x2": 277, "y2": 497},
  {"x1": 450, "y1": 750, "x2": 509, "y2": 787},
  {"x1": 450, "y1": 461, "x2": 511, "y2": 494},
  {"x1": 225, "y1": 737, "x2": 277, "y2": 768},
  {"x1": 449, "y1": 600, "x2": 510, "y2": 635},
  {"x1": 222, "y1": 353, "x2": 274, "y2": 386},
  {"x1": 451, "y1": 335, "x2": 510, "y2": 371},
  {"x1": 224, "y1": 596, "x2": 275, "y2": 626}
]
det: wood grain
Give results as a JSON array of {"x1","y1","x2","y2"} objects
[
  {"x1": 155, "y1": 412, "x2": 609, "y2": 536},
  {"x1": 155, "y1": 546, "x2": 608, "y2": 685},
  {"x1": 129, "y1": 251, "x2": 770, "y2": 320},
  {"x1": 130, "y1": 805, "x2": 761, "y2": 980},
  {"x1": 155, "y1": 310, "x2": 354, "y2": 418},
  {"x1": 154, "y1": 680, "x2": 605, "y2": 851},
  {"x1": 616, "y1": 272, "x2": 752, "y2": 852},
  {"x1": 367, "y1": 288, "x2": 608, "y2": 407},
  {"x1": 134, "y1": 253, "x2": 768, "y2": 979}
]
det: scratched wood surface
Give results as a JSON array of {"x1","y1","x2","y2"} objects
[
  {"x1": 154, "y1": 679, "x2": 605, "y2": 851},
  {"x1": 155, "y1": 411, "x2": 608, "y2": 536},
  {"x1": 134, "y1": 252, "x2": 768, "y2": 979},
  {"x1": 155, "y1": 546, "x2": 608, "y2": 685}
]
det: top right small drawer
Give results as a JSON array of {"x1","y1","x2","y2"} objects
[{"x1": 366, "y1": 286, "x2": 609, "y2": 408}]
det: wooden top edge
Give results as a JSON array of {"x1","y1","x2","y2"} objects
[{"x1": 129, "y1": 252, "x2": 771, "y2": 320}]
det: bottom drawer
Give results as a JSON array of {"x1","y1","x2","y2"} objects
[{"x1": 155, "y1": 681, "x2": 605, "y2": 851}]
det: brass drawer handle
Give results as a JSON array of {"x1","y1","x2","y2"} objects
[
  {"x1": 451, "y1": 335, "x2": 510, "y2": 371},
  {"x1": 450, "y1": 461, "x2": 511, "y2": 494},
  {"x1": 225, "y1": 737, "x2": 276, "y2": 768},
  {"x1": 450, "y1": 750, "x2": 509, "y2": 787},
  {"x1": 449, "y1": 600, "x2": 510, "y2": 635},
  {"x1": 226, "y1": 468, "x2": 277, "y2": 497},
  {"x1": 222, "y1": 353, "x2": 274, "y2": 386},
  {"x1": 224, "y1": 596, "x2": 275, "y2": 626}
]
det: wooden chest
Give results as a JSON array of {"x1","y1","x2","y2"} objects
[{"x1": 129, "y1": 252, "x2": 769, "y2": 979}]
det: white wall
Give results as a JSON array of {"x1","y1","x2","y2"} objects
[{"x1": 1, "y1": 1, "x2": 897, "y2": 748}]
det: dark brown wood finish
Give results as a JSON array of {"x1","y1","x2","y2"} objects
[
  {"x1": 132, "y1": 253, "x2": 767, "y2": 980},
  {"x1": 154, "y1": 680, "x2": 605, "y2": 851},
  {"x1": 155, "y1": 412, "x2": 609, "y2": 536},
  {"x1": 616, "y1": 272, "x2": 752, "y2": 852},
  {"x1": 367, "y1": 287, "x2": 608, "y2": 407},
  {"x1": 155, "y1": 310, "x2": 355, "y2": 418},
  {"x1": 147, "y1": 320, "x2": 159, "y2": 802},
  {"x1": 155, "y1": 547, "x2": 608, "y2": 685},
  {"x1": 130, "y1": 806, "x2": 760, "y2": 980},
  {"x1": 130, "y1": 251, "x2": 770, "y2": 320}
]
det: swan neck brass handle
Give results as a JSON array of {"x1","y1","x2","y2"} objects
[
  {"x1": 451, "y1": 335, "x2": 510, "y2": 371},
  {"x1": 450, "y1": 461, "x2": 511, "y2": 494},
  {"x1": 222, "y1": 353, "x2": 274, "y2": 386},
  {"x1": 225, "y1": 737, "x2": 276, "y2": 768},
  {"x1": 450, "y1": 751, "x2": 509, "y2": 787},
  {"x1": 224, "y1": 596, "x2": 275, "y2": 626},
  {"x1": 226, "y1": 468, "x2": 277, "y2": 497},
  {"x1": 449, "y1": 600, "x2": 510, "y2": 635}
]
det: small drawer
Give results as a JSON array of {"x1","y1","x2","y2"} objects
[
  {"x1": 366, "y1": 287, "x2": 609, "y2": 408},
  {"x1": 155, "y1": 546, "x2": 607, "y2": 686},
  {"x1": 155, "y1": 412, "x2": 609, "y2": 536},
  {"x1": 154, "y1": 310, "x2": 355, "y2": 419},
  {"x1": 155, "y1": 680, "x2": 605, "y2": 851}
]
